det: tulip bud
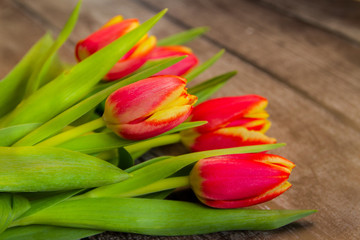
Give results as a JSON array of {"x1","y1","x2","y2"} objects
[
  {"x1": 103, "y1": 75, "x2": 197, "y2": 140},
  {"x1": 190, "y1": 153, "x2": 295, "y2": 208},
  {"x1": 75, "y1": 16, "x2": 156, "y2": 81},
  {"x1": 181, "y1": 95, "x2": 276, "y2": 151},
  {"x1": 148, "y1": 46, "x2": 198, "y2": 76}
]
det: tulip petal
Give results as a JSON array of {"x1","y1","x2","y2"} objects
[
  {"x1": 75, "y1": 19, "x2": 140, "y2": 61},
  {"x1": 191, "y1": 95, "x2": 268, "y2": 133},
  {"x1": 109, "y1": 105, "x2": 193, "y2": 140},
  {"x1": 103, "y1": 76, "x2": 187, "y2": 125},
  {"x1": 190, "y1": 126, "x2": 276, "y2": 152},
  {"x1": 148, "y1": 46, "x2": 199, "y2": 76},
  {"x1": 200, "y1": 181, "x2": 292, "y2": 208}
]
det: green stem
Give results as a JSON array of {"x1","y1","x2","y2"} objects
[
  {"x1": 73, "y1": 176, "x2": 190, "y2": 200},
  {"x1": 125, "y1": 133, "x2": 181, "y2": 155},
  {"x1": 36, "y1": 118, "x2": 105, "y2": 147}
]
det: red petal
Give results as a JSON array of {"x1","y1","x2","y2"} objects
[
  {"x1": 191, "y1": 95, "x2": 267, "y2": 133},
  {"x1": 148, "y1": 46, "x2": 198, "y2": 76},
  {"x1": 109, "y1": 105, "x2": 192, "y2": 140},
  {"x1": 103, "y1": 76, "x2": 186, "y2": 125},
  {"x1": 190, "y1": 127, "x2": 276, "y2": 152}
]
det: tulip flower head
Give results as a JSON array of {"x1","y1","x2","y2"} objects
[
  {"x1": 190, "y1": 153, "x2": 295, "y2": 208},
  {"x1": 103, "y1": 75, "x2": 197, "y2": 140},
  {"x1": 75, "y1": 15, "x2": 156, "y2": 81},
  {"x1": 148, "y1": 46, "x2": 199, "y2": 76},
  {"x1": 181, "y1": 95, "x2": 276, "y2": 151}
]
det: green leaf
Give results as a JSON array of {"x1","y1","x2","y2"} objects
[
  {"x1": 0, "y1": 34, "x2": 54, "y2": 118},
  {"x1": 84, "y1": 143, "x2": 285, "y2": 198},
  {"x1": 19, "y1": 190, "x2": 82, "y2": 220},
  {"x1": 125, "y1": 156, "x2": 172, "y2": 173},
  {"x1": 0, "y1": 225, "x2": 100, "y2": 240},
  {"x1": 161, "y1": 121, "x2": 207, "y2": 135},
  {"x1": 0, "y1": 146, "x2": 129, "y2": 192},
  {"x1": 24, "y1": 0, "x2": 82, "y2": 97},
  {"x1": 0, "y1": 123, "x2": 40, "y2": 147},
  {"x1": 0, "y1": 9, "x2": 167, "y2": 129},
  {"x1": 57, "y1": 132, "x2": 133, "y2": 154},
  {"x1": 11, "y1": 198, "x2": 316, "y2": 235},
  {"x1": 183, "y1": 49, "x2": 225, "y2": 82},
  {"x1": 189, "y1": 71, "x2": 236, "y2": 105},
  {"x1": 157, "y1": 27, "x2": 209, "y2": 46},
  {"x1": 13, "y1": 56, "x2": 183, "y2": 147}
]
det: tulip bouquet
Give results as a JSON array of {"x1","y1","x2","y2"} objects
[{"x1": 0, "y1": 1, "x2": 315, "y2": 239}]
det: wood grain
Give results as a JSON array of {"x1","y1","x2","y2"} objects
[
  {"x1": 259, "y1": 0, "x2": 360, "y2": 44},
  {"x1": 143, "y1": 0, "x2": 360, "y2": 132},
  {"x1": 2, "y1": 0, "x2": 360, "y2": 239}
]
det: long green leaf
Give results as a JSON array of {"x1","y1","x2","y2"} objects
[
  {"x1": 83, "y1": 143, "x2": 285, "y2": 198},
  {"x1": 57, "y1": 132, "x2": 133, "y2": 154},
  {"x1": 11, "y1": 198, "x2": 316, "y2": 236},
  {"x1": 13, "y1": 56, "x2": 183, "y2": 147},
  {"x1": 183, "y1": 49, "x2": 225, "y2": 82},
  {"x1": 157, "y1": 27, "x2": 209, "y2": 46},
  {"x1": 0, "y1": 123, "x2": 40, "y2": 147},
  {"x1": 19, "y1": 190, "x2": 82, "y2": 220},
  {"x1": 0, "y1": 147, "x2": 129, "y2": 192},
  {"x1": 189, "y1": 71, "x2": 236, "y2": 105},
  {"x1": 0, "y1": 9, "x2": 167, "y2": 129},
  {"x1": 23, "y1": 0, "x2": 82, "y2": 97},
  {"x1": 0, "y1": 225, "x2": 100, "y2": 240},
  {"x1": 0, "y1": 34, "x2": 54, "y2": 117}
]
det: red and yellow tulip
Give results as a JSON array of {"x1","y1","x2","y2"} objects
[
  {"x1": 103, "y1": 75, "x2": 197, "y2": 140},
  {"x1": 148, "y1": 46, "x2": 198, "y2": 76},
  {"x1": 75, "y1": 16, "x2": 156, "y2": 81},
  {"x1": 181, "y1": 95, "x2": 276, "y2": 151},
  {"x1": 190, "y1": 153, "x2": 295, "y2": 208}
]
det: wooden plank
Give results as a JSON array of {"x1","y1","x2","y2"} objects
[
  {"x1": 7, "y1": 0, "x2": 360, "y2": 239},
  {"x1": 259, "y1": 0, "x2": 360, "y2": 44},
  {"x1": 142, "y1": 0, "x2": 360, "y2": 131}
]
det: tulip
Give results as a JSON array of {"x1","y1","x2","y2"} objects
[
  {"x1": 148, "y1": 46, "x2": 198, "y2": 76},
  {"x1": 103, "y1": 75, "x2": 197, "y2": 140},
  {"x1": 75, "y1": 15, "x2": 156, "y2": 81},
  {"x1": 181, "y1": 95, "x2": 276, "y2": 151},
  {"x1": 189, "y1": 153, "x2": 295, "y2": 208}
]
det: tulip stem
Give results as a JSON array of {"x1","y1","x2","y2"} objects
[
  {"x1": 125, "y1": 133, "x2": 181, "y2": 156},
  {"x1": 36, "y1": 118, "x2": 105, "y2": 147},
  {"x1": 73, "y1": 176, "x2": 190, "y2": 200}
]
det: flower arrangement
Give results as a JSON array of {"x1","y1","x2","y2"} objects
[{"x1": 0, "y1": 1, "x2": 315, "y2": 239}]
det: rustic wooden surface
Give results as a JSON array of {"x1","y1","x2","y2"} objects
[{"x1": 1, "y1": 0, "x2": 360, "y2": 239}]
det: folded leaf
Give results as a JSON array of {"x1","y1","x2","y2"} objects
[
  {"x1": 11, "y1": 198, "x2": 316, "y2": 236},
  {"x1": 0, "y1": 147, "x2": 129, "y2": 192}
]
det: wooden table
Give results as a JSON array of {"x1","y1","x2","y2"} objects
[{"x1": 1, "y1": 0, "x2": 360, "y2": 239}]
